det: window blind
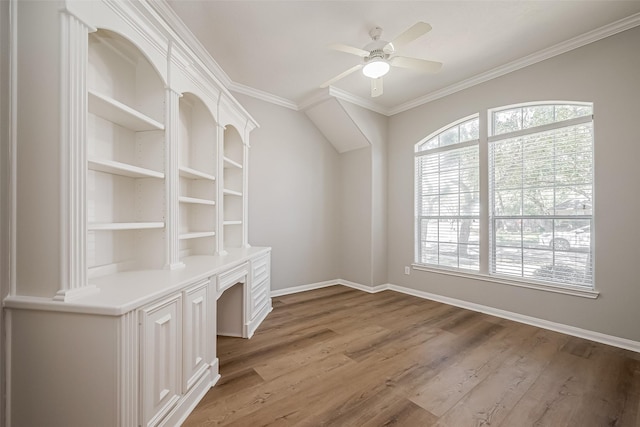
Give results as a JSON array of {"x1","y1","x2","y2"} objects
[
  {"x1": 489, "y1": 117, "x2": 594, "y2": 287},
  {"x1": 416, "y1": 139, "x2": 480, "y2": 271}
]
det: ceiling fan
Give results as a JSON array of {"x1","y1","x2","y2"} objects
[{"x1": 321, "y1": 22, "x2": 442, "y2": 97}]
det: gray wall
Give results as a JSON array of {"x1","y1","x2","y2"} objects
[
  {"x1": 239, "y1": 94, "x2": 342, "y2": 290},
  {"x1": 239, "y1": 27, "x2": 640, "y2": 342},
  {"x1": 338, "y1": 146, "x2": 372, "y2": 285},
  {"x1": 340, "y1": 101, "x2": 389, "y2": 287},
  {"x1": 15, "y1": 0, "x2": 62, "y2": 297},
  {"x1": 0, "y1": 0, "x2": 10, "y2": 422},
  {"x1": 387, "y1": 27, "x2": 640, "y2": 342},
  {"x1": 241, "y1": 93, "x2": 390, "y2": 291}
]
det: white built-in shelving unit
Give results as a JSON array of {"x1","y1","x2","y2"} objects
[
  {"x1": 7, "y1": 2, "x2": 269, "y2": 426},
  {"x1": 86, "y1": 29, "x2": 166, "y2": 279},
  {"x1": 178, "y1": 93, "x2": 218, "y2": 258}
]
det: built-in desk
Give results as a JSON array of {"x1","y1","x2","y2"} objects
[{"x1": 4, "y1": 247, "x2": 272, "y2": 427}]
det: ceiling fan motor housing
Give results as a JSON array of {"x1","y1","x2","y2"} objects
[
  {"x1": 365, "y1": 48, "x2": 388, "y2": 63},
  {"x1": 365, "y1": 26, "x2": 394, "y2": 60}
]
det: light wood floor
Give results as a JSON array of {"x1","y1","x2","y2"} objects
[{"x1": 183, "y1": 286, "x2": 640, "y2": 426}]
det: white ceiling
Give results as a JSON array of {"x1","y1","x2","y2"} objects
[{"x1": 166, "y1": 1, "x2": 640, "y2": 113}]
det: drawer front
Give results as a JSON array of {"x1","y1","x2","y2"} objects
[
  {"x1": 251, "y1": 253, "x2": 270, "y2": 285},
  {"x1": 217, "y1": 262, "x2": 249, "y2": 293}
]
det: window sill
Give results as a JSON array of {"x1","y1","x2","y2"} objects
[{"x1": 411, "y1": 264, "x2": 599, "y2": 299}]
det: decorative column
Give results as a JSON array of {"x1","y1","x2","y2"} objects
[
  {"x1": 216, "y1": 123, "x2": 227, "y2": 255},
  {"x1": 164, "y1": 42, "x2": 185, "y2": 269},
  {"x1": 165, "y1": 85, "x2": 185, "y2": 270},
  {"x1": 54, "y1": 10, "x2": 98, "y2": 301},
  {"x1": 242, "y1": 120, "x2": 251, "y2": 248}
]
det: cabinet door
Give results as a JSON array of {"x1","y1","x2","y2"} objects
[
  {"x1": 140, "y1": 294, "x2": 182, "y2": 427},
  {"x1": 183, "y1": 280, "x2": 210, "y2": 392}
]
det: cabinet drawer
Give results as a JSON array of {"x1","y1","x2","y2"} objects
[
  {"x1": 251, "y1": 269, "x2": 269, "y2": 289},
  {"x1": 250, "y1": 278, "x2": 270, "y2": 318},
  {"x1": 217, "y1": 262, "x2": 248, "y2": 293},
  {"x1": 251, "y1": 253, "x2": 270, "y2": 284}
]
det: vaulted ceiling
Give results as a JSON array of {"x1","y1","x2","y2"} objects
[{"x1": 166, "y1": 1, "x2": 640, "y2": 115}]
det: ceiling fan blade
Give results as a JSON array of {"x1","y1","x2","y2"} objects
[
  {"x1": 328, "y1": 43, "x2": 370, "y2": 57},
  {"x1": 371, "y1": 77, "x2": 383, "y2": 98},
  {"x1": 384, "y1": 22, "x2": 432, "y2": 54},
  {"x1": 390, "y1": 56, "x2": 442, "y2": 73},
  {"x1": 320, "y1": 64, "x2": 363, "y2": 88}
]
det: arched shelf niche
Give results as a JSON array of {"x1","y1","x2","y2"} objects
[
  {"x1": 86, "y1": 28, "x2": 167, "y2": 278},
  {"x1": 222, "y1": 125, "x2": 246, "y2": 249},
  {"x1": 178, "y1": 92, "x2": 219, "y2": 258}
]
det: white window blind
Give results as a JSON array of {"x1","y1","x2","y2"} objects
[
  {"x1": 489, "y1": 104, "x2": 594, "y2": 288},
  {"x1": 415, "y1": 116, "x2": 480, "y2": 271}
]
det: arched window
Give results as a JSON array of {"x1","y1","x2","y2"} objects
[
  {"x1": 415, "y1": 115, "x2": 480, "y2": 270},
  {"x1": 414, "y1": 102, "x2": 594, "y2": 291}
]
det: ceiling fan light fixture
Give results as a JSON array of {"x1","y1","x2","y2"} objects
[{"x1": 362, "y1": 58, "x2": 390, "y2": 79}]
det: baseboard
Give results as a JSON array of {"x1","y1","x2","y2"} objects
[
  {"x1": 270, "y1": 279, "x2": 387, "y2": 298},
  {"x1": 270, "y1": 280, "x2": 339, "y2": 297},
  {"x1": 386, "y1": 283, "x2": 640, "y2": 354},
  {"x1": 335, "y1": 279, "x2": 388, "y2": 293},
  {"x1": 270, "y1": 279, "x2": 640, "y2": 353}
]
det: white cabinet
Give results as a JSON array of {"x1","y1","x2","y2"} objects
[
  {"x1": 182, "y1": 280, "x2": 211, "y2": 392},
  {"x1": 7, "y1": 1, "x2": 268, "y2": 426},
  {"x1": 6, "y1": 249, "x2": 271, "y2": 427},
  {"x1": 140, "y1": 294, "x2": 182, "y2": 427},
  {"x1": 250, "y1": 252, "x2": 272, "y2": 321},
  {"x1": 139, "y1": 278, "x2": 216, "y2": 427}
]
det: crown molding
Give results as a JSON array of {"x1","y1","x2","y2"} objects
[
  {"x1": 240, "y1": 11, "x2": 640, "y2": 116},
  {"x1": 228, "y1": 81, "x2": 298, "y2": 110},
  {"x1": 149, "y1": 0, "x2": 260, "y2": 128},
  {"x1": 150, "y1": 0, "x2": 232, "y2": 88},
  {"x1": 150, "y1": 3, "x2": 640, "y2": 117},
  {"x1": 389, "y1": 12, "x2": 640, "y2": 115}
]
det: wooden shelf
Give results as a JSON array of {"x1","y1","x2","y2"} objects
[
  {"x1": 88, "y1": 158, "x2": 164, "y2": 179},
  {"x1": 88, "y1": 222, "x2": 165, "y2": 231},
  {"x1": 223, "y1": 220, "x2": 243, "y2": 226},
  {"x1": 223, "y1": 157, "x2": 243, "y2": 169},
  {"x1": 223, "y1": 189, "x2": 243, "y2": 197},
  {"x1": 179, "y1": 166, "x2": 216, "y2": 181},
  {"x1": 179, "y1": 231, "x2": 216, "y2": 240},
  {"x1": 179, "y1": 196, "x2": 216, "y2": 206},
  {"x1": 88, "y1": 90, "x2": 164, "y2": 132}
]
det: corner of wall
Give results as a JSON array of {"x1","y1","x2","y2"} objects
[{"x1": 0, "y1": 0, "x2": 11, "y2": 423}]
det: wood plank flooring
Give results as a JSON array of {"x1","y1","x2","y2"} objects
[{"x1": 183, "y1": 286, "x2": 640, "y2": 426}]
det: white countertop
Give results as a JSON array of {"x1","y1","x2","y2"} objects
[{"x1": 4, "y1": 247, "x2": 271, "y2": 316}]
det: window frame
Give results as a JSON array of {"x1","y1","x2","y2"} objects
[{"x1": 413, "y1": 102, "x2": 598, "y2": 298}]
